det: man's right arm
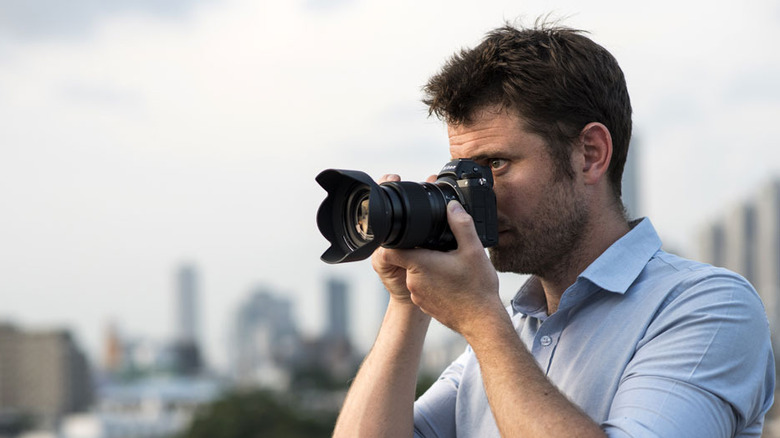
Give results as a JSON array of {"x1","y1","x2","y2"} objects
[{"x1": 332, "y1": 295, "x2": 430, "y2": 437}]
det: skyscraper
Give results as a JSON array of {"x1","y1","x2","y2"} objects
[
  {"x1": 231, "y1": 287, "x2": 300, "y2": 389},
  {"x1": 176, "y1": 264, "x2": 198, "y2": 345},
  {"x1": 754, "y1": 180, "x2": 780, "y2": 332},
  {"x1": 698, "y1": 221, "x2": 726, "y2": 269},
  {"x1": 173, "y1": 263, "x2": 202, "y2": 374},
  {"x1": 326, "y1": 277, "x2": 349, "y2": 341},
  {"x1": 724, "y1": 203, "x2": 758, "y2": 285},
  {"x1": 622, "y1": 138, "x2": 641, "y2": 220}
]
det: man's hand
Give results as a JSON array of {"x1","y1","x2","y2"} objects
[
  {"x1": 370, "y1": 174, "x2": 416, "y2": 304},
  {"x1": 381, "y1": 199, "x2": 505, "y2": 337}
]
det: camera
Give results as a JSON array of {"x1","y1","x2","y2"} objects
[{"x1": 315, "y1": 159, "x2": 498, "y2": 264}]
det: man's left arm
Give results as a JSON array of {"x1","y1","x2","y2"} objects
[{"x1": 602, "y1": 271, "x2": 775, "y2": 437}]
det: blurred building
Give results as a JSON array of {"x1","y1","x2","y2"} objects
[
  {"x1": 325, "y1": 277, "x2": 349, "y2": 342},
  {"x1": 17, "y1": 376, "x2": 223, "y2": 438},
  {"x1": 101, "y1": 322, "x2": 123, "y2": 375},
  {"x1": 699, "y1": 222, "x2": 727, "y2": 269},
  {"x1": 231, "y1": 287, "x2": 301, "y2": 390},
  {"x1": 724, "y1": 203, "x2": 758, "y2": 284},
  {"x1": 622, "y1": 138, "x2": 642, "y2": 220},
  {"x1": 697, "y1": 179, "x2": 780, "y2": 346},
  {"x1": 229, "y1": 279, "x2": 362, "y2": 391},
  {"x1": 176, "y1": 265, "x2": 199, "y2": 346},
  {"x1": 172, "y1": 264, "x2": 203, "y2": 375},
  {"x1": 317, "y1": 277, "x2": 356, "y2": 380},
  {"x1": 0, "y1": 323, "x2": 92, "y2": 430},
  {"x1": 754, "y1": 180, "x2": 780, "y2": 338},
  {"x1": 100, "y1": 322, "x2": 190, "y2": 380}
]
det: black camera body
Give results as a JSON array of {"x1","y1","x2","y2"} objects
[{"x1": 316, "y1": 159, "x2": 498, "y2": 264}]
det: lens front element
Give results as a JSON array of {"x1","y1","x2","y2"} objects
[
  {"x1": 354, "y1": 192, "x2": 373, "y2": 241},
  {"x1": 342, "y1": 188, "x2": 375, "y2": 249}
]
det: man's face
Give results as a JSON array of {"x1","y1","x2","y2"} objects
[{"x1": 448, "y1": 108, "x2": 589, "y2": 277}]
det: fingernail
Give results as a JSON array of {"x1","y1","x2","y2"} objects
[{"x1": 448, "y1": 200, "x2": 466, "y2": 214}]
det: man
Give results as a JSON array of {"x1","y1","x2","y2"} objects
[{"x1": 332, "y1": 22, "x2": 775, "y2": 437}]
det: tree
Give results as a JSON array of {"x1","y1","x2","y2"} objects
[{"x1": 178, "y1": 390, "x2": 335, "y2": 438}]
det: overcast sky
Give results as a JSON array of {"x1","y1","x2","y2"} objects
[{"x1": 1, "y1": 0, "x2": 779, "y2": 369}]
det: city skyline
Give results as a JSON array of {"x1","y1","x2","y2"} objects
[{"x1": 1, "y1": 0, "x2": 779, "y2": 370}]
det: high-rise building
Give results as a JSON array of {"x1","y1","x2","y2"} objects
[
  {"x1": 326, "y1": 277, "x2": 349, "y2": 341},
  {"x1": 0, "y1": 324, "x2": 93, "y2": 429},
  {"x1": 699, "y1": 222, "x2": 727, "y2": 269},
  {"x1": 231, "y1": 287, "x2": 300, "y2": 390},
  {"x1": 622, "y1": 138, "x2": 641, "y2": 220},
  {"x1": 724, "y1": 203, "x2": 758, "y2": 285},
  {"x1": 317, "y1": 277, "x2": 357, "y2": 380},
  {"x1": 176, "y1": 264, "x2": 198, "y2": 345},
  {"x1": 102, "y1": 321, "x2": 123, "y2": 374},
  {"x1": 754, "y1": 180, "x2": 780, "y2": 331},
  {"x1": 173, "y1": 263, "x2": 202, "y2": 374}
]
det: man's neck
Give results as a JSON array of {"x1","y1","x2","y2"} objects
[{"x1": 539, "y1": 212, "x2": 631, "y2": 315}]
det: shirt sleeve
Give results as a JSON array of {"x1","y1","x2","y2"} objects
[
  {"x1": 602, "y1": 272, "x2": 775, "y2": 437},
  {"x1": 413, "y1": 347, "x2": 471, "y2": 438}
]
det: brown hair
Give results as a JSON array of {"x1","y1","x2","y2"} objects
[{"x1": 423, "y1": 21, "x2": 632, "y2": 200}]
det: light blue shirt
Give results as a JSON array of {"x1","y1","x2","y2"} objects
[{"x1": 414, "y1": 218, "x2": 775, "y2": 437}]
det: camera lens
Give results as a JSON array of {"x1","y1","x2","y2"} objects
[{"x1": 379, "y1": 181, "x2": 457, "y2": 250}]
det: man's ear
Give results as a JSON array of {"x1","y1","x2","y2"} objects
[{"x1": 578, "y1": 122, "x2": 613, "y2": 186}]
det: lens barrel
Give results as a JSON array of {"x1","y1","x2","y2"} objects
[
  {"x1": 315, "y1": 159, "x2": 497, "y2": 264},
  {"x1": 378, "y1": 180, "x2": 458, "y2": 250}
]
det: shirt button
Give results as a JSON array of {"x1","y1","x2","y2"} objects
[{"x1": 540, "y1": 335, "x2": 552, "y2": 346}]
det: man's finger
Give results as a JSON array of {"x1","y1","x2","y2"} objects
[
  {"x1": 377, "y1": 247, "x2": 417, "y2": 271},
  {"x1": 446, "y1": 200, "x2": 483, "y2": 251},
  {"x1": 379, "y1": 174, "x2": 401, "y2": 183}
]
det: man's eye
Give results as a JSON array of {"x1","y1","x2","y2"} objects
[{"x1": 489, "y1": 159, "x2": 507, "y2": 169}]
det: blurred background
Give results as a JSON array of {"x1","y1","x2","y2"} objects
[{"x1": 1, "y1": 0, "x2": 779, "y2": 436}]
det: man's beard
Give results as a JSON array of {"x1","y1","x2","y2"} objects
[{"x1": 489, "y1": 180, "x2": 589, "y2": 278}]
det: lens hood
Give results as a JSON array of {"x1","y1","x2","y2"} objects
[{"x1": 315, "y1": 169, "x2": 392, "y2": 264}]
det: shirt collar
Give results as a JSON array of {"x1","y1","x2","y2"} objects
[
  {"x1": 578, "y1": 217, "x2": 662, "y2": 294},
  {"x1": 511, "y1": 218, "x2": 663, "y2": 316},
  {"x1": 511, "y1": 276, "x2": 549, "y2": 320}
]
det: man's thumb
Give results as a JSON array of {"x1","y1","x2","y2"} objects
[{"x1": 446, "y1": 201, "x2": 481, "y2": 249}]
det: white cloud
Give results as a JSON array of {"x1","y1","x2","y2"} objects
[{"x1": 0, "y1": 0, "x2": 213, "y2": 41}]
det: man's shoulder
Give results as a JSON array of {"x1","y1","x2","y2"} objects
[
  {"x1": 646, "y1": 249, "x2": 753, "y2": 288},
  {"x1": 640, "y1": 249, "x2": 766, "y2": 319}
]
